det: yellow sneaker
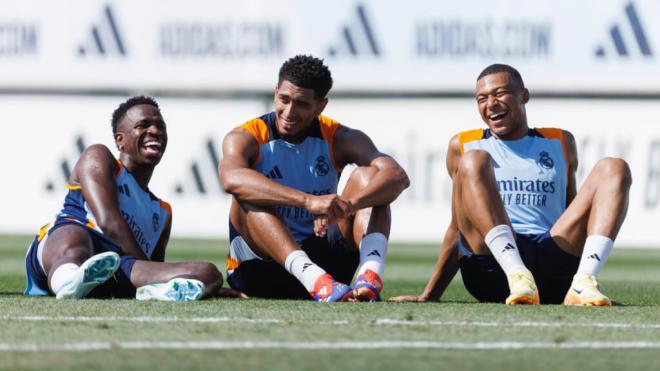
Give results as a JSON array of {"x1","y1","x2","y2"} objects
[
  {"x1": 505, "y1": 270, "x2": 540, "y2": 305},
  {"x1": 563, "y1": 274, "x2": 612, "y2": 306}
]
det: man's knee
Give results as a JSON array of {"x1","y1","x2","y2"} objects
[
  {"x1": 184, "y1": 262, "x2": 223, "y2": 287},
  {"x1": 595, "y1": 157, "x2": 633, "y2": 188},
  {"x1": 240, "y1": 202, "x2": 281, "y2": 223},
  {"x1": 346, "y1": 166, "x2": 379, "y2": 190},
  {"x1": 457, "y1": 150, "x2": 493, "y2": 179}
]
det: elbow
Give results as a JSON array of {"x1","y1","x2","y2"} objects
[
  {"x1": 395, "y1": 167, "x2": 411, "y2": 193},
  {"x1": 220, "y1": 169, "x2": 240, "y2": 195}
]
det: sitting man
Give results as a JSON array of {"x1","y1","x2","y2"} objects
[
  {"x1": 391, "y1": 64, "x2": 631, "y2": 305},
  {"x1": 220, "y1": 55, "x2": 409, "y2": 302},
  {"x1": 25, "y1": 96, "x2": 229, "y2": 301}
]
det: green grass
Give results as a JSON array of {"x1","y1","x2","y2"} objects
[{"x1": 1, "y1": 234, "x2": 659, "y2": 371}]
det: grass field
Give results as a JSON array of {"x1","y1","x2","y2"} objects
[{"x1": 1, "y1": 234, "x2": 659, "y2": 371}]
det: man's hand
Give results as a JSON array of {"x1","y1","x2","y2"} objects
[
  {"x1": 217, "y1": 287, "x2": 249, "y2": 299},
  {"x1": 305, "y1": 194, "x2": 354, "y2": 220},
  {"x1": 306, "y1": 194, "x2": 354, "y2": 237},
  {"x1": 388, "y1": 294, "x2": 431, "y2": 303}
]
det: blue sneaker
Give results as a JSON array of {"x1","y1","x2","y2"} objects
[
  {"x1": 351, "y1": 269, "x2": 383, "y2": 302},
  {"x1": 311, "y1": 274, "x2": 352, "y2": 302},
  {"x1": 136, "y1": 278, "x2": 205, "y2": 301},
  {"x1": 55, "y1": 251, "x2": 120, "y2": 299}
]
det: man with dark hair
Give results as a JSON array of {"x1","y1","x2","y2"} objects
[
  {"x1": 220, "y1": 55, "x2": 409, "y2": 302},
  {"x1": 391, "y1": 64, "x2": 631, "y2": 305},
  {"x1": 25, "y1": 96, "x2": 233, "y2": 301}
]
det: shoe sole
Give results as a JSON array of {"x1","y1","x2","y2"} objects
[
  {"x1": 563, "y1": 293, "x2": 612, "y2": 306},
  {"x1": 56, "y1": 252, "x2": 120, "y2": 299},
  {"x1": 329, "y1": 291, "x2": 353, "y2": 302},
  {"x1": 136, "y1": 278, "x2": 204, "y2": 301},
  {"x1": 506, "y1": 291, "x2": 540, "y2": 305},
  {"x1": 315, "y1": 287, "x2": 353, "y2": 302},
  {"x1": 352, "y1": 284, "x2": 381, "y2": 302}
]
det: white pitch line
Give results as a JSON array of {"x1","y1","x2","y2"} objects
[
  {"x1": 2, "y1": 340, "x2": 660, "y2": 352},
  {"x1": 0, "y1": 316, "x2": 282, "y2": 324},
  {"x1": 373, "y1": 319, "x2": 660, "y2": 329},
  {"x1": 2, "y1": 316, "x2": 660, "y2": 330}
]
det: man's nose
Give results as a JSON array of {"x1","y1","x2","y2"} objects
[
  {"x1": 487, "y1": 95, "x2": 497, "y2": 106},
  {"x1": 147, "y1": 124, "x2": 162, "y2": 135}
]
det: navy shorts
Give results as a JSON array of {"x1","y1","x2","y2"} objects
[
  {"x1": 24, "y1": 218, "x2": 137, "y2": 298},
  {"x1": 459, "y1": 231, "x2": 580, "y2": 304},
  {"x1": 227, "y1": 225, "x2": 359, "y2": 300}
]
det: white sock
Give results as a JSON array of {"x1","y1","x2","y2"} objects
[
  {"x1": 284, "y1": 250, "x2": 326, "y2": 292},
  {"x1": 576, "y1": 235, "x2": 613, "y2": 277},
  {"x1": 356, "y1": 233, "x2": 388, "y2": 279},
  {"x1": 50, "y1": 263, "x2": 79, "y2": 294},
  {"x1": 484, "y1": 225, "x2": 528, "y2": 277}
]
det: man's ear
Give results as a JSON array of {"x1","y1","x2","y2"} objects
[
  {"x1": 114, "y1": 133, "x2": 124, "y2": 151},
  {"x1": 521, "y1": 88, "x2": 530, "y2": 104},
  {"x1": 316, "y1": 97, "x2": 329, "y2": 116}
]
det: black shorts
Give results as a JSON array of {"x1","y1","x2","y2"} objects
[
  {"x1": 227, "y1": 225, "x2": 359, "y2": 300},
  {"x1": 459, "y1": 231, "x2": 580, "y2": 304},
  {"x1": 24, "y1": 218, "x2": 137, "y2": 298}
]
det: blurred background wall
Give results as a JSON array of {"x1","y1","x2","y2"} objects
[{"x1": 1, "y1": 0, "x2": 659, "y2": 247}]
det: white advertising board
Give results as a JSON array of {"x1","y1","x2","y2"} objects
[
  {"x1": 1, "y1": 95, "x2": 658, "y2": 247},
  {"x1": 1, "y1": 0, "x2": 660, "y2": 93}
]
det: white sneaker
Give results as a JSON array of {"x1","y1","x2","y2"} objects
[
  {"x1": 55, "y1": 252, "x2": 121, "y2": 300},
  {"x1": 136, "y1": 278, "x2": 205, "y2": 301},
  {"x1": 563, "y1": 274, "x2": 612, "y2": 306}
]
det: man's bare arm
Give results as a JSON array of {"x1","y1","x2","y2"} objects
[
  {"x1": 390, "y1": 135, "x2": 463, "y2": 302},
  {"x1": 75, "y1": 144, "x2": 148, "y2": 260},
  {"x1": 333, "y1": 127, "x2": 409, "y2": 210},
  {"x1": 563, "y1": 130, "x2": 578, "y2": 206},
  {"x1": 150, "y1": 217, "x2": 171, "y2": 262},
  {"x1": 220, "y1": 129, "x2": 353, "y2": 220}
]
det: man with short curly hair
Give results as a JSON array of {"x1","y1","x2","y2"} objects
[
  {"x1": 220, "y1": 55, "x2": 410, "y2": 302},
  {"x1": 24, "y1": 96, "x2": 239, "y2": 301}
]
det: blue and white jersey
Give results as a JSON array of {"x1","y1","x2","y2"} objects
[
  {"x1": 56, "y1": 161, "x2": 171, "y2": 258},
  {"x1": 237, "y1": 112, "x2": 342, "y2": 242},
  {"x1": 459, "y1": 128, "x2": 569, "y2": 235}
]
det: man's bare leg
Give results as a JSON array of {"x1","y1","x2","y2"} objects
[
  {"x1": 338, "y1": 166, "x2": 391, "y2": 301},
  {"x1": 42, "y1": 225, "x2": 120, "y2": 299},
  {"x1": 230, "y1": 202, "x2": 352, "y2": 302},
  {"x1": 452, "y1": 150, "x2": 538, "y2": 304},
  {"x1": 132, "y1": 260, "x2": 224, "y2": 301},
  {"x1": 551, "y1": 158, "x2": 632, "y2": 306}
]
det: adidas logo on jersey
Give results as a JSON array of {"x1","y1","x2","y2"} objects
[
  {"x1": 367, "y1": 250, "x2": 381, "y2": 257},
  {"x1": 117, "y1": 183, "x2": 131, "y2": 197},
  {"x1": 266, "y1": 166, "x2": 283, "y2": 179}
]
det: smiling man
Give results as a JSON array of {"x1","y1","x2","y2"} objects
[
  {"x1": 25, "y1": 96, "x2": 230, "y2": 301},
  {"x1": 220, "y1": 55, "x2": 409, "y2": 302},
  {"x1": 391, "y1": 64, "x2": 632, "y2": 306}
]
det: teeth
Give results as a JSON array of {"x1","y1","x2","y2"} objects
[
  {"x1": 144, "y1": 141, "x2": 161, "y2": 148},
  {"x1": 489, "y1": 112, "x2": 506, "y2": 120}
]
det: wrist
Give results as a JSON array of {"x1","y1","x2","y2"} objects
[{"x1": 301, "y1": 193, "x2": 311, "y2": 210}]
